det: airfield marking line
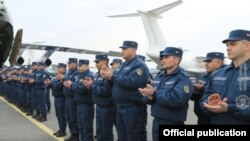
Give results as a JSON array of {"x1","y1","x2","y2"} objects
[{"x1": 0, "y1": 96, "x2": 64, "y2": 141}]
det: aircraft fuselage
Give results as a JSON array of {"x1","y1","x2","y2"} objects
[{"x1": 0, "y1": 2, "x2": 14, "y2": 68}]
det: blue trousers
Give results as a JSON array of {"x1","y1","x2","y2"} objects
[
  {"x1": 37, "y1": 89, "x2": 46, "y2": 118},
  {"x1": 26, "y1": 91, "x2": 32, "y2": 112},
  {"x1": 77, "y1": 103, "x2": 94, "y2": 141},
  {"x1": 45, "y1": 88, "x2": 51, "y2": 111},
  {"x1": 96, "y1": 105, "x2": 115, "y2": 141},
  {"x1": 34, "y1": 89, "x2": 40, "y2": 115},
  {"x1": 116, "y1": 106, "x2": 144, "y2": 141},
  {"x1": 30, "y1": 88, "x2": 36, "y2": 114},
  {"x1": 152, "y1": 118, "x2": 184, "y2": 141},
  {"x1": 54, "y1": 97, "x2": 66, "y2": 131},
  {"x1": 141, "y1": 104, "x2": 148, "y2": 141},
  {"x1": 65, "y1": 97, "x2": 78, "y2": 136}
]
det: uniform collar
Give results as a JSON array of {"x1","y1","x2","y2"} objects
[
  {"x1": 227, "y1": 58, "x2": 250, "y2": 70},
  {"x1": 164, "y1": 66, "x2": 181, "y2": 76},
  {"x1": 124, "y1": 56, "x2": 138, "y2": 65},
  {"x1": 206, "y1": 65, "x2": 226, "y2": 75},
  {"x1": 238, "y1": 58, "x2": 250, "y2": 70}
]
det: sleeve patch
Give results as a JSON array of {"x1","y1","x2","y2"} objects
[
  {"x1": 136, "y1": 68, "x2": 143, "y2": 76},
  {"x1": 184, "y1": 85, "x2": 190, "y2": 94}
]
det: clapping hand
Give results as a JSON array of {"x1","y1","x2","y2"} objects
[
  {"x1": 203, "y1": 93, "x2": 228, "y2": 113},
  {"x1": 83, "y1": 77, "x2": 93, "y2": 89},
  {"x1": 138, "y1": 84, "x2": 156, "y2": 100},
  {"x1": 100, "y1": 66, "x2": 112, "y2": 80}
]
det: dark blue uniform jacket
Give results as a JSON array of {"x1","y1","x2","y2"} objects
[
  {"x1": 72, "y1": 69, "x2": 94, "y2": 104},
  {"x1": 150, "y1": 67, "x2": 193, "y2": 123},
  {"x1": 111, "y1": 56, "x2": 150, "y2": 106},
  {"x1": 200, "y1": 60, "x2": 250, "y2": 124},
  {"x1": 63, "y1": 69, "x2": 78, "y2": 97},
  {"x1": 92, "y1": 71, "x2": 114, "y2": 106},
  {"x1": 51, "y1": 77, "x2": 64, "y2": 97}
]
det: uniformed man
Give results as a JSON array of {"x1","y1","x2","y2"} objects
[
  {"x1": 27, "y1": 62, "x2": 36, "y2": 116},
  {"x1": 71, "y1": 59, "x2": 94, "y2": 141},
  {"x1": 45, "y1": 60, "x2": 52, "y2": 113},
  {"x1": 84, "y1": 53, "x2": 115, "y2": 141},
  {"x1": 12, "y1": 68, "x2": 20, "y2": 105},
  {"x1": 139, "y1": 47, "x2": 193, "y2": 141},
  {"x1": 63, "y1": 58, "x2": 79, "y2": 141},
  {"x1": 4, "y1": 68, "x2": 13, "y2": 102},
  {"x1": 109, "y1": 58, "x2": 122, "y2": 136},
  {"x1": 45, "y1": 63, "x2": 67, "y2": 137},
  {"x1": 24, "y1": 65, "x2": 33, "y2": 116},
  {"x1": 36, "y1": 62, "x2": 50, "y2": 122},
  {"x1": 150, "y1": 50, "x2": 165, "y2": 88},
  {"x1": 110, "y1": 58, "x2": 122, "y2": 71},
  {"x1": 18, "y1": 66, "x2": 26, "y2": 112},
  {"x1": 29, "y1": 62, "x2": 39, "y2": 118},
  {"x1": 191, "y1": 52, "x2": 225, "y2": 125},
  {"x1": 101, "y1": 40, "x2": 150, "y2": 141},
  {"x1": 201, "y1": 29, "x2": 250, "y2": 124}
]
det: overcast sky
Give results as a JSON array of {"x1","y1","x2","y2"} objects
[{"x1": 5, "y1": 0, "x2": 250, "y2": 67}]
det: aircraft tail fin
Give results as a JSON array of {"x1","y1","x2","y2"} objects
[
  {"x1": 8, "y1": 29, "x2": 23, "y2": 66},
  {"x1": 148, "y1": 0, "x2": 183, "y2": 15},
  {"x1": 107, "y1": 13, "x2": 140, "y2": 18},
  {"x1": 108, "y1": 0, "x2": 182, "y2": 48}
]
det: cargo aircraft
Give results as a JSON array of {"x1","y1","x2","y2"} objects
[
  {"x1": 0, "y1": 0, "x2": 23, "y2": 67},
  {"x1": 108, "y1": 0, "x2": 206, "y2": 76},
  {"x1": 2, "y1": 0, "x2": 205, "y2": 77}
]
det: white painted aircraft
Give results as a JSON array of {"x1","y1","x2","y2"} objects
[
  {"x1": 108, "y1": 0, "x2": 206, "y2": 76},
  {"x1": 13, "y1": 0, "x2": 206, "y2": 77}
]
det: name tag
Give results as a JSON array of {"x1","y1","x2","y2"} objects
[
  {"x1": 98, "y1": 78, "x2": 103, "y2": 81},
  {"x1": 124, "y1": 67, "x2": 130, "y2": 70},
  {"x1": 213, "y1": 77, "x2": 226, "y2": 81},
  {"x1": 238, "y1": 77, "x2": 250, "y2": 81},
  {"x1": 152, "y1": 80, "x2": 160, "y2": 84},
  {"x1": 165, "y1": 81, "x2": 174, "y2": 85}
]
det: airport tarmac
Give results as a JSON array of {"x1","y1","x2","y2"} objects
[{"x1": 0, "y1": 93, "x2": 197, "y2": 141}]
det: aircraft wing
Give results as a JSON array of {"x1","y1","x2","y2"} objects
[
  {"x1": 107, "y1": 51, "x2": 122, "y2": 57},
  {"x1": 19, "y1": 44, "x2": 154, "y2": 62},
  {"x1": 19, "y1": 43, "x2": 124, "y2": 61},
  {"x1": 21, "y1": 43, "x2": 107, "y2": 55},
  {"x1": 195, "y1": 56, "x2": 206, "y2": 62}
]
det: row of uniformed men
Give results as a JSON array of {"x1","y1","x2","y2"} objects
[
  {"x1": 190, "y1": 29, "x2": 250, "y2": 125},
  {"x1": 1, "y1": 29, "x2": 250, "y2": 141},
  {"x1": 45, "y1": 52, "x2": 149, "y2": 141},
  {"x1": 0, "y1": 56, "x2": 122, "y2": 141},
  {"x1": 0, "y1": 63, "x2": 51, "y2": 122},
  {"x1": 139, "y1": 29, "x2": 250, "y2": 141}
]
